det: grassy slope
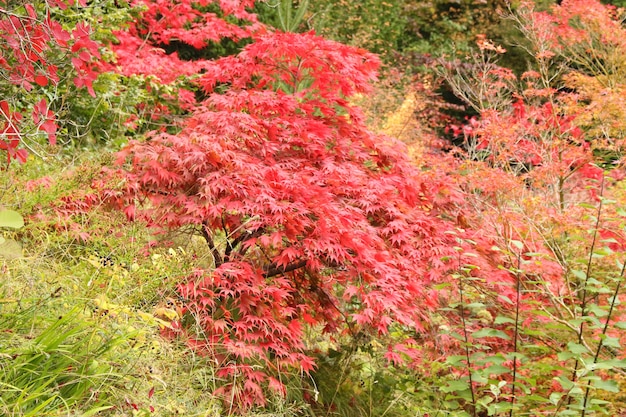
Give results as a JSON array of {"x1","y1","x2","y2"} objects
[{"x1": 0, "y1": 154, "x2": 239, "y2": 416}]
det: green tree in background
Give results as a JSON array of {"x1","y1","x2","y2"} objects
[{"x1": 303, "y1": 0, "x2": 530, "y2": 66}]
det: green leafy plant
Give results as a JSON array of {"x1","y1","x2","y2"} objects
[
  {"x1": 260, "y1": 0, "x2": 309, "y2": 32},
  {"x1": 0, "y1": 209, "x2": 23, "y2": 232},
  {"x1": 0, "y1": 209, "x2": 24, "y2": 258}
]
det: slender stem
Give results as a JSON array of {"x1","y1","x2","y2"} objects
[
  {"x1": 581, "y1": 261, "x2": 626, "y2": 417},
  {"x1": 509, "y1": 251, "x2": 522, "y2": 417},
  {"x1": 572, "y1": 176, "x2": 605, "y2": 383},
  {"x1": 225, "y1": 231, "x2": 253, "y2": 262},
  {"x1": 221, "y1": 216, "x2": 233, "y2": 256},
  {"x1": 458, "y1": 256, "x2": 477, "y2": 417},
  {"x1": 558, "y1": 175, "x2": 565, "y2": 212}
]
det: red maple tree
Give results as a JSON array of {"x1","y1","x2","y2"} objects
[{"x1": 95, "y1": 0, "x2": 494, "y2": 406}]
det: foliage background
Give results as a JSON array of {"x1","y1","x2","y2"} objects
[{"x1": 3, "y1": 0, "x2": 626, "y2": 416}]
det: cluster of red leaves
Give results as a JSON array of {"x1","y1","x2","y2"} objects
[
  {"x1": 474, "y1": 100, "x2": 596, "y2": 189},
  {"x1": 545, "y1": 0, "x2": 626, "y2": 51},
  {"x1": 18, "y1": 0, "x2": 624, "y2": 411},
  {"x1": 105, "y1": 0, "x2": 262, "y2": 85},
  {"x1": 448, "y1": 2, "x2": 626, "y2": 241},
  {"x1": 516, "y1": 0, "x2": 626, "y2": 73},
  {"x1": 0, "y1": 0, "x2": 100, "y2": 164}
]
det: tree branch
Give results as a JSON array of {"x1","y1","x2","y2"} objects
[
  {"x1": 201, "y1": 222, "x2": 223, "y2": 267},
  {"x1": 263, "y1": 259, "x2": 307, "y2": 278},
  {"x1": 225, "y1": 230, "x2": 258, "y2": 262},
  {"x1": 236, "y1": 227, "x2": 266, "y2": 258},
  {"x1": 221, "y1": 216, "x2": 233, "y2": 256}
]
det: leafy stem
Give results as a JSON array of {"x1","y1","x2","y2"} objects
[
  {"x1": 510, "y1": 250, "x2": 522, "y2": 417},
  {"x1": 458, "y1": 253, "x2": 477, "y2": 417},
  {"x1": 581, "y1": 260, "x2": 626, "y2": 417},
  {"x1": 572, "y1": 175, "x2": 605, "y2": 384}
]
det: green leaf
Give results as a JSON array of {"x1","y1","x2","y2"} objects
[
  {"x1": 593, "y1": 379, "x2": 619, "y2": 393},
  {"x1": 556, "y1": 375, "x2": 575, "y2": 391},
  {"x1": 472, "y1": 328, "x2": 511, "y2": 340},
  {"x1": 449, "y1": 332, "x2": 465, "y2": 342},
  {"x1": 505, "y1": 352, "x2": 527, "y2": 363},
  {"x1": 483, "y1": 354, "x2": 507, "y2": 365},
  {"x1": 592, "y1": 247, "x2": 612, "y2": 258},
  {"x1": 443, "y1": 400, "x2": 461, "y2": 410},
  {"x1": 602, "y1": 359, "x2": 626, "y2": 368},
  {"x1": 0, "y1": 238, "x2": 23, "y2": 260},
  {"x1": 498, "y1": 294, "x2": 514, "y2": 304},
  {"x1": 585, "y1": 359, "x2": 626, "y2": 371},
  {"x1": 440, "y1": 379, "x2": 470, "y2": 393},
  {"x1": 478, "y1": 395, "x2": 494, "y2": 406},
  {"x1": 585, "y1": 277, "x2": 604, "y2": 287},
  {"x1": 494, "y1": 315, "x2": 516, "y2": 325},
  {"x1": 567, "y1": 342, "x2": 589, "y2": 354},
  {"x1": 487, "y1": 401, "x2": 514, "y2": 414},
  {"x1": 600, "y1": 335, "x2": 621, "y2": 349},
  {"x1": 471, "y1": 372, "x2": 488, "y2": 384},
  {"x1": 600, "y1": 237, "x2": 619, "y2": 244},
  {"x1": 557, "y1": 351, "x2": 576, "y2": 361},
  {"x1": 484, "y1": 364, "x2": 511, "y2": 375},
  {"x1": 526, "y1": 394, "x2": 550, "y2": 404},
  {"x1": 445, "y1": 355, "x2": 467, "y2": 366},
  {"x1": 590, "y1": 399, "x2": 611, "y2": 405},
  {"x1": 549, "y1": 391, "x2": 563, "y2": 405},
  {"x1": 586, "y1": 303, "x2": 609, "y2": 317},
  {"x1": 0, "y1": 210, "x2": 24, "y2": 229}
]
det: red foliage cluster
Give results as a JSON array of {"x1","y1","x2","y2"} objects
[
  {"x1": 105, "y1": 0, "x2": 261, "y2": 85},
  {"x1": 0, "y1": 0, "x2": 100, "y2": 164},
  {"x1": 545, "y1": 0, "x2": 626, "y2": 50}
]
